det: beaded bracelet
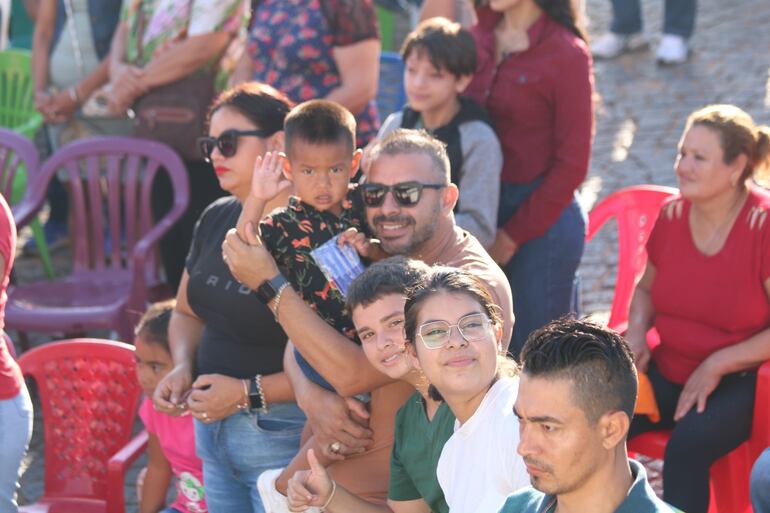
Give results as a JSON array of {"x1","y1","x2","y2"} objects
[
  {"x1": 255, "y1": 374, "x2": 268, "y2": 413},
  {"x1": 269, "y1": 282, "x2": 290, "y2": 320}
]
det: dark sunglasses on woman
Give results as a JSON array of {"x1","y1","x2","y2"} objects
[
  {"x1": 360, "y1": 181, "x2": 446, "y2": 207},
  {"x1": 197, "y1": 129, "x2": 273, "y2": 162}
]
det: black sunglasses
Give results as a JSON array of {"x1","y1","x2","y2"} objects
[
  {"x1": 360, "y1": 181, "x2": 446, "y2": 207},
  {"x1": 197, "y1": 129, "x2": 273, "y2": 161}
]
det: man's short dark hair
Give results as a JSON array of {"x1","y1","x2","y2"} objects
[
  {"x1": 520, "y1": 317, "x2": 638, "y2": 424},
  {"x1": 367, "y1": 129, "x2": 450, "y2": 182},
  {"x1": 401, "y1": 17, "x2": 477, "y2": 78},
  {"x1": 284, "y1": 100, "x2": 356, "y2": 156},
  {"x1": 347, "y1": 257, "x2": 431, "y2": 313}
]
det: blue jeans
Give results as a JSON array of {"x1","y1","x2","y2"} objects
[
  {"x1": 498, "y1": 180, "x2": 586, "y2": 356},
  {"x1": 752, "y1": 448, "x2": 770, "y2": 513},
  {"x1": 0, "y1": 386, "x2": 33, "y2": 513},
  {"x1": 194, "y1": 402, "x2": 305, "y2": 513},
  {"x1": 610, "y1": 0, "x2": 697, "y2": 38}
]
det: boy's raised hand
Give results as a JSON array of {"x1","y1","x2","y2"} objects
[
  {"x1": 287, "y1": 449, "x2": 335, "y2": 512},
  {"x1": 252, "y1": 151, "x2": 292, "y2": 201}
]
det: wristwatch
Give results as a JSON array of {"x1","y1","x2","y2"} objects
[
  {"x1": 248, "y1": 375, "x2": 265, "y2": 411},
  {"x1": 255, "y1": 273, "x2": 288, "y2": 305}
]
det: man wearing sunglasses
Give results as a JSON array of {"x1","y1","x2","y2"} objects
[{"x1": 222, "y1": 128, "x2": 512, "y2": 460}]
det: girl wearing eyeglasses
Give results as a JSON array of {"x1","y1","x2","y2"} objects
[
  {"x1": 403, "y1": 268, "x2": 529, "y2": 513},
  {"x1": 152, "y1": 82, "x2": 308, "y2": 513}
]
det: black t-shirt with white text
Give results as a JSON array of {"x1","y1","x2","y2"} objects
[{"x1": 186, "y1": 197, "x2": 287, "y2": 378}]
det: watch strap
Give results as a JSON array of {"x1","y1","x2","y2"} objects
[{"x1": 255, "y1": 273, "x2": 289, "y2": 305}]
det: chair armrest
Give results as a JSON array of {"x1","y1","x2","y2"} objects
[{"x1": 106, "y1": 430, "x2": 149, "y2": 513}]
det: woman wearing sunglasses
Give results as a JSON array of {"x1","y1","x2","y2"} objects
[
  {"x1": 153, "y1": 82, "x2": 305, "y2": 513},
  {"x1": 403, "y1": 267, "x2": 529, "y2": 513}
]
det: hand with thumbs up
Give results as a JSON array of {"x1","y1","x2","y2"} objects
[{"x1": 286, "y1": 449, "x2": 335, "y2": 512}]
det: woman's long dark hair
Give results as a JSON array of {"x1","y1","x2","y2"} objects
[
  {"x1": 208, "y1": 82, "x2": 294, "y2": 134},
  {"x1": 535, "y1": 0, "x2": 586, "y2": 41},
  {"x1": 476, "y1": 0, "x2": 586, "y2": 42}
]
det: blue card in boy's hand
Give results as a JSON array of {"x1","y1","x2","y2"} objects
[{"x1": 310, "y1": 235, "x2": 366, "y2": 298}]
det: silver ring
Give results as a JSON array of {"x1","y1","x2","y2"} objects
[{"x1": 330, "y1": 441, "x2": 342, "y2": 453}]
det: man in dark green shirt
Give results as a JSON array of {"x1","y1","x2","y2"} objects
[{"x1": 499, "y1": 319, "x2": 674, "y2": 513}]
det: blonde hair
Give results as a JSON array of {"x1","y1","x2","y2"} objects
[{"x1": 686, "y1": 104, "x2": 770, "y2": 186}]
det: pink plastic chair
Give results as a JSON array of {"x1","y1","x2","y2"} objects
[
  {"x1": 585, "y1": 185, "x2": 678, "y2": 333},
  {"x1": 587, "y1": 185, "x2": 770, "y2": 512},
  {"x1": 17, "y1": 338, "x2": 149, "y2": 513},
  {"x1": 6, "y1": 136, "x2": 189, "y2": 343}
]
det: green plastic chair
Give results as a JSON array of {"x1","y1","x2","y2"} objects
[
  {"x1": 0, "y1": 49, "x2": 54, "y2": 279},
  {"x1": 376, "y1": 5, "x2": 396, "y2": 52}
]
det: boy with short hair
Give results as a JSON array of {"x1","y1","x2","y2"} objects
[
  {"x1": 257, "y1": 99, "x2": 366, "y2": 391},
  {"x1": 378, "y1": 17, "x2": 502, "y2": 248}
]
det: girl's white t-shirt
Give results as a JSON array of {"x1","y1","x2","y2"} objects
[{"x1": 437, "y1": 377, "x2": 530, "y2": 513}]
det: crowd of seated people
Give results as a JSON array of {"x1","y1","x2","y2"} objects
[{"x1": 2, "y1": 1, "x2": 770, "y2": 513}]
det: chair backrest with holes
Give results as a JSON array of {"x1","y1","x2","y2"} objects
[
  {"x1": 17, "y1": 339, "x2": 142, "y2": 500},
  {"x1": 586, "y1": 185, "x2": 679, "y2": 331},
  {"x1": 0, "y1": 50, "x2": 42, "y2": 138},
  {"x1": 16, "y1": 137, "x2": 189, "y2": 277},
  {"x1": 0, "y1": 126, "x2": 37, "y2": 203}
]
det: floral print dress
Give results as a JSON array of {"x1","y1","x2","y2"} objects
[{"x1": 248, "y1": 0, "x2": 380, "y2": 145}]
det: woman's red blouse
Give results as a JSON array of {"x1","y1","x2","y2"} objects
[{"x1": 647, "y1": 187, "x2": 770, "y2": 384}]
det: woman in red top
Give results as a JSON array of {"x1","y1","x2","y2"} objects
[
  {"x1": 627, "y1": 104, "x2": 770, "y2": 513},
  {"x1": 465, "y1": 0, "x2": 594, "y2": 355},
  {"x1": 0, "y1": 193, "x2": 33, "y2": 513}
]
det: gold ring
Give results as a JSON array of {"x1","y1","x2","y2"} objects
[{"x1": 330, "y1": 441, "x2": 342, "y2": 453}]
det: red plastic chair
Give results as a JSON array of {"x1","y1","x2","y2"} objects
[
  {"x1": 627, "y1": 363, "x2": 770, "y2": 513},
  {"x1": 6, "y1": 136, "x2": 189, "y2": 343},
  {"x1": 587, "y1": 185, "x2": 770, "y2": 512},
  {"x1": 585, "y1": 185, "x2": 678, "y2": 333},
  {"x1": 17, "y1": 338, "x2": 149, "y2": 513}
]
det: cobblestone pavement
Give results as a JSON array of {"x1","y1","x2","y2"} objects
[
  {"x1": 580, "y1": 0, "x2": 770, "y2": 316},
  {"x1": 14, "y1": 0, "x2": 770, "y2": 509}
]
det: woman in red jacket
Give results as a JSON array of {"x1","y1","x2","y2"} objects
[{"x1": 465, "y1": 0, "x2": 594, "y2": 355}]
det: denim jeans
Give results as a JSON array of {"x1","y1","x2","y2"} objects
[
  {"x1": 0, "y1": 386, "x2": 33, "y2": 513},
  {"x1": 194, "y1": 402, "x2": 305, "y2": 513},
  {"x1": 752, "y1": 448, "x2": 770, "y2": 513},
  {"x1": 498, "y1": 180, "x2": 586, "y2": 357},
  {"x1": 610, "y1": 0, "x2": 697, "y2": 38}
]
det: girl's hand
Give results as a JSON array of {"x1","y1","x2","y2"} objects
[
  {"x1": 674, "y1": 357, "x2": 723, "y2": 421},
  {"x1": 252, "y1": 151, "x2": 292, "y2": 201},
  {"x1": 287, "y1": 449, "x2": 334, "y2": 512},
  {"x1": 153, "y1": 363, "x2": 193, "y2": 415},
  {"x1": 187, "y1": 373, "x2": 247, "y2": 423}
]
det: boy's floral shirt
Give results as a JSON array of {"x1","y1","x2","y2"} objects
[{"x1": 259, "y1": 186, "x2": 366, "y2": 342}]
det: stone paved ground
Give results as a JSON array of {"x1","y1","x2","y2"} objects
[
  {"x1": 580, "y1": 0, "x2": 770, "y2": 316},
  {"x1": 13, "y1": 0, "x2": 770, "y2": 509}
]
